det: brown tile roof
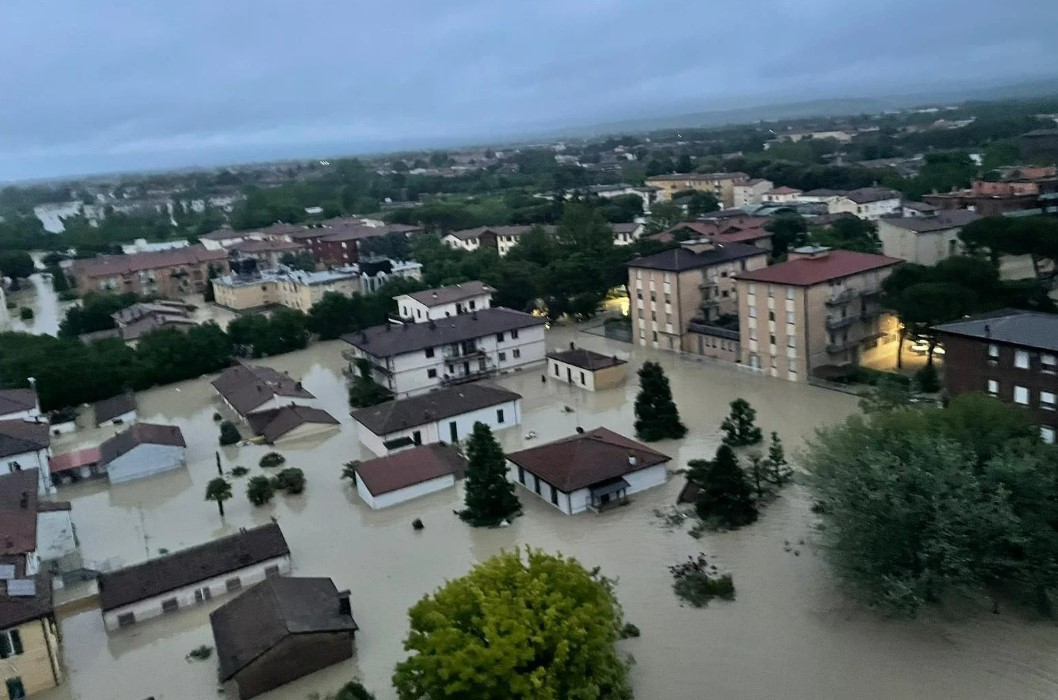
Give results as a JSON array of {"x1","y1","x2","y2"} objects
[
  {"x1": 404, "y1": 281, "x2": 494, "y2": 308},
  {"x1": 351, "y1": 383, "x2": 521, "y2": 436},
  {"x1": 628, "y1": 242, "x2": 765, "y2": 272},
  {"x1": 844, "y1": 187, "x2": 901, "y2": 204},
  {"x1": 98, "y1": 523, "x2": 290, "y2": 611},
  {"x1": 547, "y1": 347, "x2": 626, "y2": 371},
  {"x1": 0, "y1": 389, "x2": 37, "y2": 417},
  {"x1": 506, "y1": 427, "x2": 670, "y2": 492},
  {"x1": 0, "y1": 573, "x2": 53, "y2": 628},
  {"x1": 355, "y1": 443, "x2": 467, "y2": 496},
  {"x1": 98, "y1": 423, "x2": 186, "y2": 466},
  {"x1": 73, "y1": 245, "x2": 227, "y2": 279},
  {"x1": 211, "y1": 576, "x2": 358, "y2": 681},
  {"x1": 0, "y1": 469, "x2": 39, "y2": 556},
  {"x1": 50, "y1": 447, "x2": 101, "y2": 473},
  {"x1": 766, "y1": 186, "x2": 802, "y2": 195},
  {"x1": 93, "y1": 392, "x2": 137, "y2": 425},
  {"x1": 0, "y1": 420, "x2": 50, "y2": 459},
  {"x1": 878, "y1": 210, "x2": 981, "y2": 232},
  {"x1": 211, "y1": 364, "x2": 316, "y2": 416},
  {"x1": 231, "y1": 238, "x2": 306, "y2": 254},
  {"x1": 735, "y1": 249, "x2": 902, "y2": 287},
  {"x1": 246, "y1": 405, "x2": 339, "y2": 443}
]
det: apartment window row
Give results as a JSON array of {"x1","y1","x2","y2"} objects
[
  {"x1": 993, "y1": 379, "x2": 1057, "y2": 411},
  {"x1": 990, "y1": 344, "x2": 1057, "y2": 374}
]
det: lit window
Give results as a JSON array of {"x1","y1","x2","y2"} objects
[
  {"x1": 1014, "y1": 386, "x2": 1030, "y2": 405},
  {"x1": 1015, "y1": 350, "x2": 1030, "y2": 369},
  {"x1": 1042, "y1": 426, "x2": 1056, "y2": 445},
  {"x1": 987, "y1": 379, "x2": 998, "y2": 396},
  {"x1": 1042, "y1": 392, "x2": 1056, "y2": 411},
  {"x1": 1043, "y1": 354, "x2": 1057, "y2": 374}
]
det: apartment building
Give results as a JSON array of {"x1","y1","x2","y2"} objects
[
  {"x1": 288, "y1": 222, "x2": 421, "y2": 266},
  {"x1": 628, "y1": 240, "x2": 768, "y2": 357},
  {"x1": 829, "y1": 188, "x2": 903, "y2": 220},
  {"x1": 935, "y1": 311, "x2": 1058, "y2": 444},
  {"x1": 442, "y1": 225, "x2": 556, "y2": 257},
  {"x1": 644, "y1": 172, "x2": 749, "y2": 208},
  {"x1": 735, "y1": 247, "x2": 902, "y2": 381},
  {"x1": 732, "y1": 179, "x2": 774, "y2": 207},
  {"x1": 395, "y1": 281, "x2": 494, "y2": 323},
  {"x1": 876, "y1": 210, "x2": 981, "y2": 265},
  {"x1": 71, "y1": 245, "x2": 227, "y2": 296}
]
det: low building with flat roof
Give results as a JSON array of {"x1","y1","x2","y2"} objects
[{"x1": 546, "y1": 343, "x2": 627, "y2": 391}]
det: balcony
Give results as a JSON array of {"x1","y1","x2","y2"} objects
[
  {"x1": 687, "y1": 321, "x2": 740, "y2": 341},
  {"x1": 443, "y1": 345, "x2": 486, "y2": 360},
  {"x1": 825, "y1": 315, "x2": 858, "y2": 331},
  {"x1": 825, "y1": 288, "x2": 859, "y2": 306},
  {"x1": 441, "y1": 367, "x2": 495, "y2": 387}
]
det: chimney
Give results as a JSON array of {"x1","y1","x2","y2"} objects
[
  {"x1": 337, "y1": 589, "x2": 352, "y2": 617},
  {"x1": 628, "y1": 454, "x2": 638, "y2": 466},
  {"x1": 569, "y1": 341, "x2": 575, "y2": 351}
]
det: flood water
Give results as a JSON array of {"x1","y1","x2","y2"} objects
[
  {"x1": 37, "y1": 326, "x2": 1058, "y2": 700},
  {"x1": 0, "y1": 272, "x2": 69, "y2": 336}
]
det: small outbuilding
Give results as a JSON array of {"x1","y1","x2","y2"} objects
[
  {"x1": 93, "y1": 392, "x2": 138, "y2": 427},
  {"x1": 506, "y1": 427, "x2": 670, "y2": 514},
  {"x1": 0, "y1": 419, "x2": 53, "y2": 495},
  {"x1": 246, "y1": 404, "x2": 340, "y2": 444},
  {"x1": 49, "y1": 446, "x2": 104, "y2": 484},
  {"x1": 546, "y1": 344, "x2": 627, "y2": 391},
  {"x1": 354, "y1": 443, "x2": 467, "y2": 510},
  {"x1": 210, "y1": 577, "x2": 359, "y2": 700},
  {"x1": 98, "y1": 422, "x2": 187, "y2": 484}
]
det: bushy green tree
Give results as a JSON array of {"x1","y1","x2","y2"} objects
[
  {"x1": 219, "y1": 420, "x2": 241, "y2": 446},
  {"x1": 246, "y1": 475, "x2": 276, "y2": 506},
  {"x1": 58, "y1": 291, "x2": 140, "y2": 338},
  {"x1": 347, "y1": 358, "x2": 392, "y2": 408},
  {"x1": 764, "y1": 213, "x2": 808, "y2": 257},
  {"x1": 274, "y1": 467, "x2": 306, "y2": 494},
  {"x1": 720, "y1": 398, "x2": 763, "y2": 446},
  {"x1": 460, "y1": 422, "x2": 521, "y2": 527},
  {"x1": 204, "y1": 477, "x2": 232, "y2": 518},
  {"x1": 333, "y1": 681, "x2": 375, "y2": 700},
  {"x1": 392, "y1": 548, "x2": 632, "y2": 700},
  {"x1": 766, "y1": 432, "x2": 792, "y2": 486},
  {"x1": 633, "y1": 361, "x2": 687, "y2": 441},
  {"x1": 0, "y1": 251, "x2": 34, "y2": 285},
  {"x1": 689, "y1": 444, "x2": 758, "y2": 528}
]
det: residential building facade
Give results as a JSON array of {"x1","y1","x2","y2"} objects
[
  {"x1": 829, "y1": 188, "x2": 902, "y2": 220},
  {"x1": 98, "y1": 423, "x2": 187, "y2": 484},
  {"x1": 876, "y1": 210, "x2": 981, "y2": 265},
  {"x1": 0, "y1": 421, "x2": 52, "y2": 495},
  {"x1": 395, "y1": 281, "x2": 494, "y2": 323},
  {"x1": 732, "y1": 179, "x2": 774, "y2": 207},
  {"x1": 644, "y1": 173, "x2": 748, "y2": 208},
  {"x1": 442, "y1": 225, "x2": 554, "y2": 257},
  {"x1": 70, "y1": 245, "x2": 227, "y2": 296},
  {"x1": 291, "y1": 223, "x2": 422, "y2": 266},
  {"x1": 354, "y1": 443, "x2": 467, "y2": 509},
  {"x1": 762, "y1": 186, "x2": 802, "y2": 203},
  {"x1": 546, "y1": 345, "x2": 627, "y2": 391}
]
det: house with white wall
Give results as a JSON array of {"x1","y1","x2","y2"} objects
[
  {"x1": 97, "y1": 423, "x2": 187, "y2": 484},
  {"x1": 93, "y1": 393, "x2": 137, "y2": 427},
  {"x1": 97, "y1": 523, "x2": 291, "y2": 632},
  {"x1": 442, "y1": 225, "x2": 555, "y2": 257},
  {"x1": 546, "y1": 345, "x2": 628, "y2": 391},
  {"x1": 211, "y1": 363, "x2": 317, "y2": 417},
  {"x1": 395, "y1": 281, "x2": 494, "y2": 324},
  {"x1": 0, "y1": 388, "x2": 40, "y2": 422},
  {"x1": 732, "y1": 179, "x2": 774, "y2": 207},
  {"x1": 762, "y1": 186, "x2": 802, "y2": 204},
  {"x1": 351, "y1": 383, "x2": 521, "y2": 455},
  {"x1": 354, "y1": 443, "x2": 467, "y2": 509},
  {"x1": 506, "y1": 428, "x2": 671, "y2": 515},
  {"x1": 341, "y1": 309, "x2": 546, "y2": 398},
  {"x1": 0, "y1": 420, "x2": 53, "y2": 495},
  {"x1": 876, "y1": 210, "x2": 981, "y2": 266},
  {"x1": 829, "y1": 188, "x2": 902, "y2": 220}
]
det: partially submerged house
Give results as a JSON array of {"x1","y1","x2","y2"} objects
[
  {"x1": 505, "y1": 428, "x2": 671, "y2": 514},
  {"x1": 546, "y1": 344, "x2": 628, "y2": 391},
  {"x1": 97, "y1": 423, "x2": 187, "y2": 484},
  {"x1": 354, "y1": 443, "x2": 467, "y2": 510},
  {"x1": 350, "y1": 383, "x2": 521, "y2": 455},
  {"x1": 0, "y1": 420, "x2": 53, "y2": 496},
  {"x1": 212, "y1": 363, "x2": 316, "y2": 418},
  {"x1": 246, "y1": 405, "x2": 340, "y2": 444},
  {"x1": 97, "y1": 523, "x2": 291, "y2": 632},
  {"x1": 48, "y1": 447, "x2": 103, "y2": 485},
  {"x1": 92, "y1": 393, "x2": 137, "y2": 427},
  {"x1": 0, "y1": 388, "x2": 40, "y2": 422},
  {"x1": 210, "y1": 577, "x2": 358, "y2": 700}
]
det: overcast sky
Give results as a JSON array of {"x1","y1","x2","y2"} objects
[{"x1": 2, "y1": 0, "x2": 1057, "y2": 182}]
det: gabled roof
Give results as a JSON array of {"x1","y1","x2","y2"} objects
[
  {"x1": 98, "y1": 423, "x2": 186, "y2": 466},
  {"x1": 0, "y1": 469, "x2": 40, "y2": 556},
  {"x1": 843, "y1": 187, "x2": 901, "y2": 204},
  {"x1": 0, "y1": 573, "x2": 53, "y2": 629},
  {"x1": 628, "y1": 241, "x2": 765, "y2": 272},
  {"x1": 93, "y1": 393, "x2": 137, "y2": 425},
  {"x1": 506, "y1": 427, "x2": 670, "y2": 492},
  {"x1": 0, "y1": 389, "x2": 36, "y2": 417},
  {"x1": 0, "y1": 420, "x2": 50, "y2": 459},
  {"x1": 355, "y1": 443, "x2": 467, "y2": 496},
  {"x1": 211, "y1": 577, "x2": 358, "y2": 681},
  {"x1": 246, "y1": 405, "x2": 339, "y2": 443},
  {"x1": 211, "y1": 364, "x2": 315, "y2": 416},
  {"x1": 98, "y1": 523, "x2": 290, "y2": 611},
  {"x1": 73, "y1": 245, "x2": 226, "y2": 279},
  {"x1": 50, "y1": 447, "x2": 102, "y2": 473},
  {"x1": 352, "y1": 383, "x2": 521, "y2": 435},
  {"x1": 735, "y1": 249, "x2": 902, "y2": 287},
  {"x1": 403, "y1": 281, "x2": 494, "y2": 308},
  {"x1": 935, "y1": 309, "x2": 1058, "y2": 352},
  {"x1": 878, "y1": 210, "x2": 980, "y2": 232},
  {"x1": 444, "y1": 225, "x2": 550, "y2": 241},
  {"x1": 547, "y1": 347, "x2": 626, "y2": 371}
]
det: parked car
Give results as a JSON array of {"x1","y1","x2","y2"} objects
[{"x1": 909, "y1": 340, "x2": 945, "y2": 356}]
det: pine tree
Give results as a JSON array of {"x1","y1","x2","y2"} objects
[
  {"x1": 766, "y1": 432, "x2": 793, "y2": 486},
  {"x1": 633, "y1": 361, "x2": 687, "y2": 442},
  {"x1": 460, "y1": 422, "x2": 522, "y2": 527},
  {"x1": 720, "y1": 398, "x2": 763, "y2": 446},
  {"x1": 695, "y1": 444, "x2": 758, "y2": 528}
]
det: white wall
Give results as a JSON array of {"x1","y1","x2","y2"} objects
[
  {"x1": 548, "y1": 359, "x2": 597, "y2": 391},
  {"x1": 396, "y1": 292, "x2": 493, "y2": 324},
  {"x1": 0, "y1": 408, "x2": 40, "y2": 421},
  {"x1": 878, "y1": 221, "x2": 963, "y2": 266},
  {"x1": 355, "y1": 398, "x2": 521, "y2": 456},
  {"x1": 36, "y1": 510, "x2": 78, "y2": 562},
  {"x1": 442, "y1": 235, "x2": 478, "y2": 252},
  {"x1": 830, "y1": 197, "x2": 901, "y2": 220},
  {"x1": 106, "y1": 444, "x2": 186, "y2": 484},
  {"x1": 356, "y1": 473, "x2": 455, "y2": 509},
  {"x1": 102, "y1": 555, "x2": 292, "y2": 632},
  {"x1": 2, "y1": 448, "x2": 53, "y2": 495},
  {"x1": 100, "y1": 410, "x2": 138, "y2": 428},
  {"x1": 511, "y1": 463, "x2": 668, "y2": 515}
]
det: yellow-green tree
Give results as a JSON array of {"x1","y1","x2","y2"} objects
[{"x1": 392, "y1": 548, "x2": 632, "y2": 700}]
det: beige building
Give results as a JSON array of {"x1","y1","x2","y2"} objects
[
  {"x1": 876, "y1": 210, "x2": 981, "y2": 266},
  {"x1": 644, "y1": 172, "x2": 749, "y2": 208},
  {"x1": 546, "y1": 344, "x2": 627, "y2": 391},
  {"x1": 71, "y1": 245, "x2": 227, "y2": 297},
  {"x1": 735, "y1": 247, "x2": 903, "y2": 381},
  {"x1": 732, "y1": 179, "x2": 774, "y2": 207},
  {"x1": 628, "y1": 240, "x2": 768, "y2": 358}
]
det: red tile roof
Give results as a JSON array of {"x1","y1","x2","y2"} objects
[
  {"x1": 735, "y1": 249, "x2": 902, "y2": 286},
  {"x1": 766, "y1": 186, "x2": 802, "y2": 195},
  {"x1": 50, "y1": 447, "x2": 102, "y2": 473},
  {"x1": 73, "y1": 245, "x2": 226, "y2": 279}
]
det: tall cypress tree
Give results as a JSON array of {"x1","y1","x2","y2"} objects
[
  {"x1": 459, "y1": 422, "x2": 521, "y2": 527},
  {"x1": 633, "y1": 361, "x2": 687, "y2": 442},
  {"x1": 694, "y1": 444, "x2": 758, "y2": 528}
]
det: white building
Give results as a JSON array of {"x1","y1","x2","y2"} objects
[
  {"x1": 442, "y1": 225, "x2": 555, "y2": 257},
  {"x1": 545, "y1": 346, "x2": 628, "y2": 392},
  {"x1": 611, "y1": 222, "x2": 644, "y2": 246},
  {"x1": 211, "y1": 363, "x2": 317, "y2": 417},
  {"x1": 342, "y1": 308, "x2": 547, "y2": 398},
  {"x1": 396, "y1": 281, "x2": 495, "y2": 324},
  {"x1": 354, "y1": 443, "x2": 467, "y2": 509},
  {"x1": 98, "y1": 423, "x2": 187, "y2": 484},
  {"x1": 761, "y1": 186, "x2": 803, "y2": 204},
  {"x1": 93, "y1": 393, "x2": 137, "y2": 427},
  {"x1": 98, "y1": 523, "x2": 291, "y2": 632},
  {"x1": 505, "y1": 428, "x2": 671, "y2": 515},
  {"x1": 829, "y1": 188, "x2": 902, "y2": 220},
  {"x1": 352, "y1": 383, "x2": 521, "y2": 456},
  {"x1": 0, "y1": 388, "x2": 41, "y2": 422},
  {"x1": 876, "y1": 210, "x2": 981, "y2": 266},
  {"x1": 732, "y1": 179, "x2": 774, "y2": 207},
  {"x1": 0, "y1": 419, "x2": 53, "y2": 495}
]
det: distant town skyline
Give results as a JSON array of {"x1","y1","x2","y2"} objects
[{"x1": 2, "y1": 0, "x2": 1057, "y2": 182}]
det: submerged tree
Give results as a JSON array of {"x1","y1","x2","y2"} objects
[
  {"x1": 633, "y1": 361, "x2": 687, "y2": 441},
  {"x1": 218, "y1": 420, "x2": 241, "y2": 446},
  {"x1": 460, "y1": 422, "x2": 521, "y2": 527},
  {"x1": 766, "y1": 432, "x2": 792, "y2": 486},
  {"x1": 690, "y1": 444, "x2": 758, "y2": 529},
  {"x1": 246, "y1": 475, "x2": 276, "y2": 506},
  {"x1": 720, "y1": 398, "x2": 763, "y2": 446},
  {"x1": 204, "y1": 477, "x2": 232, "y2": 518},
  {"x1": 348, "y1": 358, "x2": 392, "y2": 409}
]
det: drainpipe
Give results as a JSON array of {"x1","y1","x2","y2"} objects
[{"x1": 42, "y1": 616, "x2": 60, "y2": 686}]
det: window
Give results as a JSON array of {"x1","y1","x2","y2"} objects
[
  {"x1": 226, "y1": 577, "x2": 242, "y2": 592},
  {"x1": 553, "y1": 364, "x2": 560, "y2": 377},
  {"x1": 1014, "y1": 386, "x2": 1030, "y2": 405},
  {"x1": 1042, "y1": 392, "x2": 1056, "y2": 411},
  {"x1": 651, "y1": 311, "x2": 657, "y2": 321},
  {"x1": 469, "y1": 300, "x2": 476, "y2": 310},
  {"x1": 652, "y1": 331, "x2": 658, "y2": 342},
  {"x1": 769, "y1": 335, "x2": 776, "y2": 345},
  {"x1": 551, "y1": 485, "x2": 559, "y2": 505},
  {"x1": 0, "y1": 629, "x2": 23, "y2": 658},
  {"x1": 427, "y1": 368, "x2": 437, "y2": 379},
  {"x1": 195, "y1": 587, "x2": 212, "y2": 603},
  {"x1": 748, "y1": 307, "x2": 757, "y2": 319},
  {"x1": 580, "y1": 372, "x2": 586, "y2": 385},
  {"x1": 786, "y1": 311, "x2": 795, "y2": 324},
  {"x1": 161, "y1": 598, "x2": 179, "y2": 614},
  {"x1": 1042, "y1": 426, "x2": 1056, "y2": 445},
  {"x1": 265, "y1": 564, "x2": 281, "y2": 577},
  {"x1": 511, "y1": 329, "x2": 519, "y2": 339},
  {"x1": 1043, "y1": 354, "x2": 1057, "y2": 374},
  {"x1": 425, "y1": 347, "x2": 434, "y2": 358},
  {"x1": 768, "y1": 311, "x2": 775, "y2": 322},
  {"x1": 513, "y1": 349, "x2": 521, "y2": 359},
  {"x1": 786, "y1": 288, "x2": 794, "y2": 300},
  {"x1": 117, "y1": 612, "x2": 136, "y2": 628},
  {"x1": 412, "y1": 431, "x2": 422, "y2": 445},
  {"x1": 534, "y1": 476, "x2": 541, "y2": 495},
  {"x1": 988, "y1": 343, "x2": 999, "y2": 364},
  {"x1": 517, "y1": 466, "x2": 525, "y2": 483},
  {"x1": 650, "y1": 292, "x2": 656, "y2": 302},
  {"x1": 987, "y1": 379, "x2": 999, "y2": 396},
  {"x1": 5, "y1": 678, "x2": 25, "y2": 700},
  {"x1": 664, "y1": 293, "x2": 671, "y2": 304},
  {"x1": 498, "y1": 352, "x2": 507, "y2": 362},
  {"x1": 497, "y1": 409, "x2": 505, "y2": 424},
  {"x1": 495, "y1": 332, "x2": 504, "y2": 342},
  {"x1": 1015, "y1": 350, "x2": 1030, "y2": 369}
]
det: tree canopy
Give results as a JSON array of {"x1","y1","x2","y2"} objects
[
  {"x1": 460, "y1": 422, "x2": 521, "y2": 527},
  {"x1": 633, "y1": 361, "x2": 687, "y2": 441}
]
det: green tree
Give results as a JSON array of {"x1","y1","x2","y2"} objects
[
  {"x1": 279, "y1": 251, "x2": 317, "y2": 272},
  {"x1": 0, "y1": 251, "x2": 34, "y2": 286},
  {"x1": 392, "y1": 548, "x2": 632, "y2": 700},
  {"x1": 633, "y1": 361, "x2": 687, "y2": 441},
  {"x1": 219, "y1": 420, "x2": 240, "y2": 446},
  {"x1": 307, "y1": 292, "x2": 360, "y2": 340},
  {"x1": 810, "y1": 214, "x2": 881, "y2": 253},
  {"x1": 720, "y1": 398, "x2": 763, "y2": 446},
  {"x1": 274, "y1": 467, "x2": 306, "y2": 494},
  {"x1": 689, "y1": 444, "x2": 758, "y2": 528},
  {"x1": 643, "y1": 201, "x2": 685, "y2": 235},
  {"x1": 348, "y1": 358, "x2": 392, "y2": 408},
  {"x1": 246, "y1": 475, "x2": 276, "y2": 506},
  {"x1": 204, "y1": 477, "x2": 232, "y2": 518},
  {"x1": 764, "y1": 213, "x2": 808, "y2": 257},
  {"x1": 334, "y1": 681, "x2": 376, "y2": 700},
  {"x1": 766, "y1": 432, "x2": 792, "y2": 485},
  {"x1": 459, "y1": 422, "x2": 521, "y2": 527},
  {"x1": 47, "y1": 264, "x2": 69, "y2": 292},
  {"x1": 670, "y1": 189, "x2": 720, "y2": 218},
  {"x1": 58, "y1": 291, "x2": 140, "y2": 338}
]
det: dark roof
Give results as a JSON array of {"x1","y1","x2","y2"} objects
[
  {"x1": 612, "y1": 222, "x2": 640, "y2": 234},
  {"x1": 342, "y1": 308, "x2": 545, "y2": 359},
  {"x1": 445, "y1": 225, "x2": 553, "y2": 241},
  {"x1": 0, "y1": 469, "x2": 40, "y2": 556},
  {"x1": 352, "y1": 383, "x2": 521, "y2": 435},
  {"x1": 547, "y1": 347, "x2": 626, "y2": 371},
  {"x1": 844, "y1": 187, "x2": 901, "y2": 204},
  {"x1": 935, "y1": 310, "x2": 1058, "y2": 352},
  {"x1": 98, "y1": 523, "x2": 290, "y2": 611},
  {"x1": 0, "y1": 389, "x2": 36, "y2": 417},
  {"x1": 211, "y1": 364, "x2": 316, "y2": 416},
  {"x1": 98, "y1": 423, "x2": 186, "y2": 466},
  {"x1": 211, "y1": 577, "x2": 358, "y2": 681},
  {"x1": 93, "y1": 393, "x2": 137, "y2": 425},
  {"x1": 73, "y1": 245, "x2": 226, "y2": 279},
  {"x1": 355, "y1": 443, "x2": 467, "y2": 496},
  {"x1": 0, "y1": 420, "x2": 50, "y2": 459},
  {"x1": 200, "y1": 228, "x2": 246, "y2": 241},
  {"x1": 878, "y1": 210, "x2": 981, "y2": 232},
  {"x1": 506, "y1": 427, "x2": 670, "y2": 492},
  {"x1": 0, "y1": 573, "x2": 53, "y2": 628},
  {"x1": 404, "y1": 281, "x2": 494, "y2": 308},
  {"x1": 801, "y1": 188, "x2": 845, "y2": 197},
  {"x1": 246, "y1": 405, "x2": 339, "y2": 443},
  {"x1": 736, "y1": 249, "x2": 902, "y2": 286},
  {"x1": 628, "y1": 241, "x2": 765, "y2": 272}
]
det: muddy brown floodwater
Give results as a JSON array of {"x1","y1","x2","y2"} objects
[{"x1": 37, "y1": 324, "x2": 1058, "y2": 700}]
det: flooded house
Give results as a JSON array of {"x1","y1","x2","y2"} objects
[
  {"x1": 546, "y1": 343, "x2": 628, "y2": 391},
  {"x1": 394, "y1": 280, "x2": 494, "y2": 323},
  {"x1": 246, "y1": 404, "x2": 340, "y2": 444},
  {"x1": 210, "y1": 577, "x2": 359, "y2": 700},
  {"x1": 97, "y1": 523, "x2": 291, "y2": 632},
  {"x1": 0, "y1": 420, "x2": 53, "y2": 496},
  {"x1": 506, "y1": 428, "x2": 671, "y2": 514},
  {"x1": 92, "y1": 392, "x2": 137, "y2": 427},
  {"x1": 350, "y1": 383, "x2": 521, "y2": 455},
  {"x1": 0, "y1": 389, "x2": 40, "y2": 422},
  {"x1": 211, "y1": 363, "x2": 337, "y2": 442},
  {"x1": 97, "y1": 423, "x2": 187, "y2": 484},
  {"x1": 353, "y1": 443, "x2": 467, "y2": 509}
]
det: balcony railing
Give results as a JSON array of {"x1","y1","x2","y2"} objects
[
  {"x1": 441, "y1": 367, "x2": 495, "y2": 386},
  {"x1": 825, "y1": 315, "x2": 858, "y2": 331},
  {"x1": 443, "y1": 345, "x2": 486, "y2": 360},
  {"x1": 687, "y1": 321, "x2": 740, "y2": 341},
  {"x1": 825, "y1": 288, "x2": 860, "y2": 306}
]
